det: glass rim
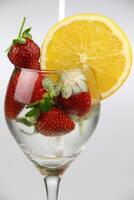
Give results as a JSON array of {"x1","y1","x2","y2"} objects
[{"x1": 15, "y1": 66, "x2": 89, "y2": 73}]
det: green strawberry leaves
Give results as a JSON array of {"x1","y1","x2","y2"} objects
[
  {"x1": 13, "y1": 38, "x2": 26, "y2": 45},
  {"x1": 16, "y1": 118, "x2": 34, "y2": 127},
  {"x1": 16, "y1": 107, "x2": 39, "y2": 130},
  {"x1": 39, "y1": 96, "x2": 52, "y2": 112},
  {"x1": 25, "y1": 107, "x2": 40, "y2": 118},
  {"x1": 40, "y1": 77, "x2": 56, "y2": 112},
  {"x1": 17, "y1": 107, "x2": 39, "y2": 127},
  {"x1": 22, "y1": 27, "x2": 32, "y2": 40}
]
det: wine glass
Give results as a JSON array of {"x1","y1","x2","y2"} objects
[{"x1": 4, "y1": 66, "x2": 100, "y2": 200}]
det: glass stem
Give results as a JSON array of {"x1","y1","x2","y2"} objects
[{"x1": 44, "y1": 176, "x2": 61, "y2": 200}]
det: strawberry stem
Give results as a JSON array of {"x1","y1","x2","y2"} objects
[{"x1": 17, "y1": 17, "x2": 26, "y2": 37}]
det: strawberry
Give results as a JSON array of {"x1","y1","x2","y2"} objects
[
  {"x1": 58, "y1": 92, "x2": 91, "y2": 117},
  {"x1": 7, "y1": 17, "x2": 40, "y2": 69},
  {"x1": 36, "y1": 107, "x2": 75, "y2": 136},
  {"x1": 30, "y1": 73, "x2": 45, "y2": 103},
  {"x1": 5, "y1": 70, "x2": 24, "y2": 119},
  {"x1": 8, "y1": 37, "x2": 40, "y2": 69}
]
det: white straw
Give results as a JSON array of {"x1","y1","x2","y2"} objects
[{"x1": 58, "y1": 0, "x2": 66, "y2": 20}]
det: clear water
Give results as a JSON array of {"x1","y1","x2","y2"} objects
[{"x1": 6, "y1": 104, "x2": 100, "y2": 175}]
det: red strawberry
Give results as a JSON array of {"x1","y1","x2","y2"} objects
[
  {"x1": 30, "y1": 73, "x2": 45, "y2": 103},
  {"x1": 58, "y1": 92, "x2": 91, "y2": 117},
  {"x1": 7, "y1": 17, "x2": 40, "y2": 70},
  {"x1": 36, "y1": 107, "x2": 75, "y2": 136},
  {"x1": 5, "y1": 70, "x2": 24, "y2": 119},
  {"x1": 8, "y1": 38, "x2": 40, "y2": 69}
]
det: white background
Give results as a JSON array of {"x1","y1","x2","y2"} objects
[{"x1": 0, "y1": 0, "x2": 134, "y2": 200}]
